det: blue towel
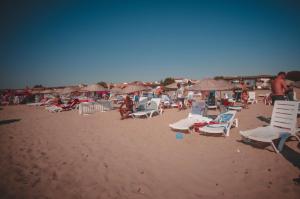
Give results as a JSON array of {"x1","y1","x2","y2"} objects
[
  {"x1": 176, "y1": 132, "x2": 184, "y2": 140},
  {"x1": 218, "y1": 114, "x2": 233, "y2": 123},
  {"x1": 278, "y1": 132, "x2": 290, "y2": 152}
]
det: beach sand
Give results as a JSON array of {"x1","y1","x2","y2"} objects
[{"x1": 0, "y1": 91, "x2": 299, "y2": 199}]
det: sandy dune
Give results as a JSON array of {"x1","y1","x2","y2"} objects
[{"x1": 0, "y1": 96, "x2": 299, "y2": 199}]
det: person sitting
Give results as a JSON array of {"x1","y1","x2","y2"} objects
[
  {"x1": 53, "y1": 95, "x2": 63, "y2": 105},
  {"x1": 119, "y1": 95, "x2": 134, "y2": 120},
  {"x1": 241, "y1": 89, "x2": 249, "y2": 109}
]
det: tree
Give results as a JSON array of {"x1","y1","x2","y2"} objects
[
  {"x1": 286, "y1": 71, "x2": 300, "y2": 82},
  {"x1": 162, "y1": 77, "x2": 175, "y2": 86},
  {"x1": 97, "y1": 81, "x2": 108, "y2": 88},
  {"x1": 33, "y1": 85, "x2": 43, "y2": 88}
]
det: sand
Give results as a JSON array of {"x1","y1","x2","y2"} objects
[{"x1": 0, "y1": 92, "x2": 300, "y2": 199}]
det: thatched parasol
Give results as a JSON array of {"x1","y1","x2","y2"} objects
[
  {"x1": 80, "y1": 84, "x2": 107, "y2": 92},
  {"x1": 285, "y1": 79, "x2": 295, "y2": 86},
  {"x1": 110, "y1": 87, "x2": 124, "y2": 94},
  {"x1": 188, "y1": 79, "x2": 234, "y2": 91},
  {"x1": 122, "y1": 85, "x2": 150, "y2": 94},
  {"x1": 165, "y1": 82, "x2": 179, "y2": 89},
  {"x1": 292, "y1": 81, "x2": 300, "y2": 88},
  {"x1": 60, "y1": 86, "x2": 80, "y2": 94},
  {"x1": 40, "y1": 89, "x2": 56, "y2": 94}
]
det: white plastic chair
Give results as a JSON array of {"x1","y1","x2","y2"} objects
[{"x1": 240, "y1": 100, "x2": 300, "y2": 153}]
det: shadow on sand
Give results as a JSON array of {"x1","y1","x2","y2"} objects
[
  {"x1": 0, "y1": 119, "x2": 21, "y2": 126},
  {"x1": 282, "y1": 143, "x2": 300, "y2": 169},
  {"x1": 256, "y1": 116, "x2": 271, "y2": 124}
]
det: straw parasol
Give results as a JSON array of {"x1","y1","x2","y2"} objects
[
  {"x1": 165, "y1": 82, "x2": 179, "y2": 89},
  {"x1": 110, "y1": 87, "x2": 124, "y2": 95},
  {"x1": 188, "y1": 79, "x2": 234, "y2": 91},
  {"x1": 122, "y1": 85, "x2": 150, "y2": 94},
  {"x1": 292, "y1": 81, "x2": 300, "y2": 88},
  {"x1": 80, "y1": 84, "x2": 107, "y2": 92},
  {"x1": 60, "y1": 86, "x2": 80, "y2": 94},
  {"x1": 285, "y1": 79, "x2": 294, "y2": 86},
  {"x1": 40, "y1": 89, "x2": 55, "y2": 94}
]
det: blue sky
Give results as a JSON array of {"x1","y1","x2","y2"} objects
[{"x1": 1, "y1": 0, "x2": 300, "y2": 88}]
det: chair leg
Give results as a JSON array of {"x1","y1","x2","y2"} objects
[
  {"x1": 271, "y1": 141, "x2": 280, "y2": 153},
  {"x1": 295, "y1": 135, "x2": 300, "y2": 142},
  {"x1": 234, "y1": 119, "x2": 239, "y2": 127}
]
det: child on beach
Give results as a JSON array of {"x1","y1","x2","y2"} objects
[{"x1": 241, "y1": 89, "x2": 249, "y2": 109}]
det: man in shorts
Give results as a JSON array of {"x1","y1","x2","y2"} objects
[{"x1": 271, "y1": 72, "x2": 288, "y2": 105}]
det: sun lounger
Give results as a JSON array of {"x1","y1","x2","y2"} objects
[
  {"x1": 132, "y1": 98, "x2": 162, "y2": 118},
  {"x1": 169, "y1": 101, "x2": 212, "y2": 131},
  {"x1": 240, "y1": 101, "x2": 300, "y2": 153},
  {"x1": 197, "y1": 111, "x2": 238, "y2": 137},
  {"x1": 247, "y1": 91, "x2": 257, "y2": 104}
]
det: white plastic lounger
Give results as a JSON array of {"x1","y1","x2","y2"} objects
[
  {"x1": 132, "y1": 98, "x2": 162, "y2": 118},
  {"x1": 240, "y1": 101, "x2": 300, "y2": 153},
  {"x1": 198, "y1": 111, "x2": 238, "y2": 137},
  {"x1": 169, "y1": 115, "x2": 212, "y2": 131},
  {"x1": 248, "y1": 91, "x2": 258, "y2": 104},
  {"x1": 227, "y1": 106, "x2": 242, "y2": 111},
  {"x1": 169, "y1": 101, "x2": 212, "y2": 131}
]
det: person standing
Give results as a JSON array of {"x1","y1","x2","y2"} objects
[
  {"x1": 271, "y1": 72, "x2": 288, "y2": 105},
  {"x1": 176, "y1": 83, "x2": 185, "y2": 110}
]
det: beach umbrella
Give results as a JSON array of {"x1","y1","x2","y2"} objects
[
  {"x1": 188, "y1": 79, "x2": 234, "y2": 91},
  {"x1": 60, "y1": 86, "x2": 80, "y2": 94},
  {"x1": 40, "y1": 89, "x2": 55, "y2": 94},
  {"x1": 292, "y1": 81, "x2": 300, "y2": 88},
  {"x1": 80, "y1": 84, "x2": 107, "y2": 92},
  {"x1": 165, "y1": 82, "x2": 179, "y2": 89},
  {"x1": 285, "y1": 79, "x2": 294, "y2": 86},
  {"x1": 110, "y1": 87, "x2": 124, "y2": 94},
  {"x1": 122, "y1": 85, "x2": 150, "y2": 94}
]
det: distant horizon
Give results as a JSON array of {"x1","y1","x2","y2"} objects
[{"x1": 1, "y1": 0, "x2": 300, "y2": 89}]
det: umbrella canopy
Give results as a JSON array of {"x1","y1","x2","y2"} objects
[
  {"x1": 165, "y1": 82, "x2": 179, "y2": 89},
  {"x1": 81, "y1": 84, "x2": 107, "y2": 92},
  {"x1": 292, "y1": 81, "x2": 300, "y2": 88},
  {"x1": 188, "y1": 79, "x2": 234, "y2": 91},
  {"x1": 285, "y1": 79, "x2": 295, "y2": 86},
  {"x1": 110, "y1": 87, "x2": 124, "y2": 94},
  {"x1": 122, "y1": 85, "x2": 150, "y2": 94},
  {"x1": 60, "y1": 86, "x2": 80, "y2": 94},
  {"x1": 40, "y1": 89, "x2": 55, "y2": 94}
]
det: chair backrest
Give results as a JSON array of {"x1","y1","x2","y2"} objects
[
  {"x1": 270, "y1": 100, "x2": 298, "y2": 133},
  {"x1": 147, "y1": 98, "x2": 161, "y2": 110},
  {"x1": 191, "y1": 100, "x2": 206, "y2": 115},
  {"x1": 248, "y1": 91, "x2": 256, "y2": 100}
]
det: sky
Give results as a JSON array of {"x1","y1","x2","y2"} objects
[{"x1": 1, "y1": 0, "x2": 300, "y2": 89}]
